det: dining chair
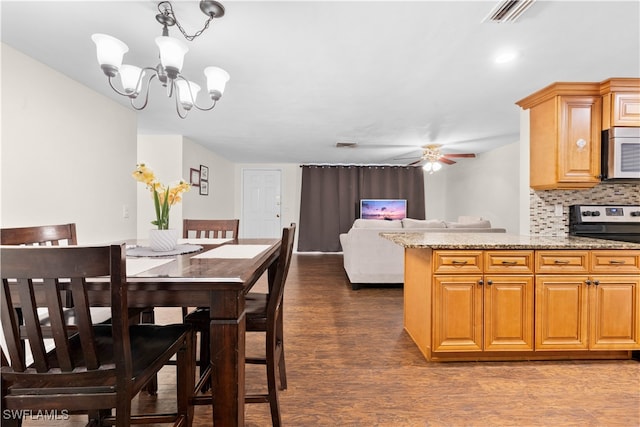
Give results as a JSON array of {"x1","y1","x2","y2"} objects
[
  {"x1": 1, "y1": 223, "x2": 160, "y2": 393},
  {"x1": 0, "y1": 243, "x2": 195, "y2": 427},
  {"x1": 185, "y1": 223, "x2": 296, "y2": 427},
  {"x1": 182, "y1": 218, "x2": 239, "y2": 239}
]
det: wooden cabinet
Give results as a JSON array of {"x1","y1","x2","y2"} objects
[
  {"x1": 403, "y1": 247, "x2": 640, "y2": 362},
  {"x1": 516, "y1": 83, "x2": 602, "y2": 190},
  {"x1": 432, "y1": 250, "x2": 534, "y2": 353},
  {"x1": 600, "y1": 78, "x2": 640, "y2": 129},
  {"x1": 535, "y1": 250, "x2": 640, "y2": 351}
]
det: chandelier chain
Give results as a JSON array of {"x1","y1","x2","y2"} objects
[
  {"x1": 159, "y1": 1, "x2": 214, "y2": 41},
  {"x1": 175, "y1": 16, "x2": 213, "y2": 41}
]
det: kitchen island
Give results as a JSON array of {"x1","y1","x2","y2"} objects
[{"x1": 381, "y1": 232, "x2": 640, "y2": 362}]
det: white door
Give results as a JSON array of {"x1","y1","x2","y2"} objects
[{"x1": 242, "y1": 169, "x2": 282, "y2": 238}]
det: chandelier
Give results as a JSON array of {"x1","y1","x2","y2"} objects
[{"x1": 91, "y1": 1, "x2": 230, "y2": 119}]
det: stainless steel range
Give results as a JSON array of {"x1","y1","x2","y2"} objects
[{"x1": 569, "y1": 204, "x2": 640, "y2": 243}]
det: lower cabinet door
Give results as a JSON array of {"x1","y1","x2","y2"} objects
[
  {"x1": 484, "y1": 275, "x2": 534, "y2": 351},
  {"x1": 589, "y1": 275, "x2": 640, "y2": 350},
  {"x1": 535, "y1": 275, "x2": 589, "y2": 350},
  {"x1": 432, "y1": 275, "x2": 483, "y2": 352}
]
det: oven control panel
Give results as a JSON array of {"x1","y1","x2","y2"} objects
[{"x1": 570, "y1": 205, "x2": 640, "y2": 223}]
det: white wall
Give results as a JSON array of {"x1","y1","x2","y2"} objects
[
  {"x1": 429, "y1": 142, "x2": 521, "y2": 233},
  {"x1": 0, "y1": 43, "x2": 137, "y2": 244},
  {"x1": 182, "y1": 137, "x2": 235, "y2": 220}
]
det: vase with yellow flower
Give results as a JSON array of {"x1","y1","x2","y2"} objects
[{"x1": 132, "y1": 163, "x2": 190, "y2": 251}]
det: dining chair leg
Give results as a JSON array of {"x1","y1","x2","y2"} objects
[
  {"x1": 198, "y1": 328, "x2": 211, "y2": 392},
  {"x1": 266, "y1": 329, "x2": 282, "y2": 427},
  {"x1": 276, "y1": 311, "x2": 287, "y2": 390}
]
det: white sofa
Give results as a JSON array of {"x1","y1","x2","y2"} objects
[{"x1": 339, "y1": 217, "x2": 506, "y2": 289}]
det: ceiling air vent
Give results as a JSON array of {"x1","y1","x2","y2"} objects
[
  {"x1": 483, "y1": 0, "x2": 535, "y2": 23},
  {"x1": 336, "y1": 141, "x2": 358, "y2": 148}
]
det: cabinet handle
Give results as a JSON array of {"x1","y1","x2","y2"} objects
[
  {"x1": 585, "y1": 280, "x2": 592, "y2": 285},
  {"x1": 594, "y1": 280, "x2": 600, "y2": 286},
  {"x1": 478, "y1": 279, "x2": 484, "y2": 286},
  {"x1": 501, "y1": 261, "x2": 518, "y2": 265},
  {"x1": 553, "y1": 259, "x2": 570, "y2": 264},
  {"x1": 608, "y1": 260, "x2": 625, "y2": 264},
  {"x1": 487, "y1": 280, "x2": 493, "y2": 286},
  {"x1": 452, "y1": 260, "x2": 468, "y2": 265}
]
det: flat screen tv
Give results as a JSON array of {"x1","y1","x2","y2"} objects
[{"x1": 360, "y1": 199, "x2": 407, "y2": 220}]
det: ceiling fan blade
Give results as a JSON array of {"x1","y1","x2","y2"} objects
[
  {"x1": 439, "y1": 157, "x2": 456, "y2": 165},
  {"x1": 394, "y1": 155, "x2": 423, "y2": 160},
  {"x1": 442, "y1": 153, "x2": 476, "y2": 158},
  {"x1": 407, "y1": 159, "x2": 424, "y2": 166}
]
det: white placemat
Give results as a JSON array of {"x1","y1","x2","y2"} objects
[
  {"x1": 126, "y1": 258, "x2": 176, "y2": 275},
  {"x1": 192, "y1": 244, "x2": 271, "y2": 259},
  {"x1": 177, "y1": 238, "x2": 232, "y2": 245},
  {"x1": 126, "y1": 244, "x2": 202, "y2": 258}
]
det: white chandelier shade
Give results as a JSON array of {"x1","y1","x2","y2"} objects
[
  {"x1": 155, "y1": 36, "x2": 188, "y2": 76},
  {"x1": 91, "y1": 33, "x2": 129, "y2": 77},
  {"x1": 204, "y1": 66, "x2": 230, "y2": 100},
  {"x1": 176, "y1": 80, "x2": 201, "y2": 109}
]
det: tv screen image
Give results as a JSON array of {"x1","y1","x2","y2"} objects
[{"x1": 360, "y1": 199, "x2": 407, "y2": 220}]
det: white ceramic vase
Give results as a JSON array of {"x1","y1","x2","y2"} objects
[{"x1": 149, "y1": 228, "x2": 179, "y2": 252}]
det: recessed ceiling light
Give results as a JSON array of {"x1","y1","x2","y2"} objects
[{"x1": 495, "y1": 50, "x2": 518, "y2": 64}]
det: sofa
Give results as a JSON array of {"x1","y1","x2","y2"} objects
[{"x1": 339, "y1": 217, "x2": 506, "y2": 289}]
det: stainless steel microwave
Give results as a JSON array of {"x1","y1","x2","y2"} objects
[{"x1": 602, "y1": 127, "x2": 640, "y2": 180}]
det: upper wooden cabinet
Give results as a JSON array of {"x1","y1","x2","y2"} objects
[
  {"x1": 517, "y1": 83, "x2": 602, "y2": 190},
  {"x1": 600, "y1": 78, "x2": 640, "y2": 129}
]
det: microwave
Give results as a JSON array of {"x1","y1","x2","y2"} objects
[{"x1": 601, "y1": 127, "x2": 640, "y2": 180}]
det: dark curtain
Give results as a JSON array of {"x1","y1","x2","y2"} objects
[{"x1": 298, "y1": 165, "x2": 425, "y2": 252}]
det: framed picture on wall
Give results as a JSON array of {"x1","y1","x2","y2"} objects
[
  {"x1": 199, "y1": 179, "x2": 209, "y2": 196},
  {"x1": 200, "y1": 165, "x2": 209, "y2": 181},
  {"x1": 190, "y1": 168, "x2": 201, "y2": 186}
]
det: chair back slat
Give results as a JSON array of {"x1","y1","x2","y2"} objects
[
  {"x1": 69, "y1": 278, "x2": 100, "y2": 369},
  {"x1": 1, "y1": 224, "x2": 78, "y2": 246},
  {"x1": 1, "y1": 281, "x2": 26, "y2": 371},
  {"x1": 15, "y1": 279, "x2": 49, "y2": 372},
  {"x1": 183, "y1": 219, "x2": 239, "y2": 239},
  {"x1": 41, "y1": 277, "x2": 74, "y2": 371}
]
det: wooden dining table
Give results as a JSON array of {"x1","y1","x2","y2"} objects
[{"x1": 86, "y1": 237, "x2": 282, "y2": 427}]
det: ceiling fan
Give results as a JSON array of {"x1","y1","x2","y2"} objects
[{"x1": 398, "y1": 144, "x2": 476, "y2": 173}]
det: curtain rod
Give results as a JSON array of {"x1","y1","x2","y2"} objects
[{"x1": 300, "y1": 164, "x2": 419, "y2": 168}]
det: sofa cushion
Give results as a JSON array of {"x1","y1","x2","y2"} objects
[
  {"x1": 402, "y1": 218, "x2": 446, "y2": 229},
  {"x1": 352, "y1": 219, "x2": 403, "y2": 229},
  {"x1": 446, "y1": 220, "x2": 492, "y2": 228}
]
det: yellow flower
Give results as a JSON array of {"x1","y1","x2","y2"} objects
[{"x1": 132, "y1": 164, "x2": 191, "y2": 230}]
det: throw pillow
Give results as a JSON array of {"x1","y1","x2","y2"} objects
[
  {"x1": 353, "y1": 219, "x2": 403, "y2": 229},
  {"x1": 446, "y1": 220, "x2": 492, "y2": 228},
  {"x1": 402, "y1": 218, "x2": 446, "y2": 229}
]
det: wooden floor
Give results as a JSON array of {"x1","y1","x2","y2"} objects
[{"x1": 25, "y1": 254, "x2": 640, "y2": 426}]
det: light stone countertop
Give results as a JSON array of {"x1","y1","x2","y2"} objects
[{"x1": 380, "y1": 232, "x2": 640, "y2": 250}]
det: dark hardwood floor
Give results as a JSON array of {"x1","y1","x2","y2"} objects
[{"x1": 23, "y1": 254, "x2": 640, "y2": 426}]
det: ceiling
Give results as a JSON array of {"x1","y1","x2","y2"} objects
[{"x1": 2, "y1": 1, "x2": 639, "y2": 165}]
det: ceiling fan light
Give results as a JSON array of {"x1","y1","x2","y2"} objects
[
  {"x1": 155, "y1": 36, "x2": 189, "y2": 78},
  {"x1": 432, "y1": 162, "x2": 442, "y2": 171},
  {"x1": 176, "y1": 80, "x2": 201, "y2": 109},
  {"x1": 120, "y1": 65, "x2": 144, "y2": 95},
  {"x1": 204, "y1": 66, "x2": 230, "y2": 100},
  {"x1": 91, "y1": 33, "x2": 129, "y2": 77},
  {"x1": 423, "y1": 162, "x2": 433, "y2": 172}
]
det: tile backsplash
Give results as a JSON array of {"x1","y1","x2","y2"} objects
[{"x1": 530, "y1": 183, "x2": 640, "y2": 236}]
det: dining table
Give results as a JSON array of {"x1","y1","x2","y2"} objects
[{"x1": 87, "y1": 237, "x2": 282, "y2": 427}]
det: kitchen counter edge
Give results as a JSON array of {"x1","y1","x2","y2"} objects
[{"x1": 379, "y1": 232, "x2": 640, "y2": 250}]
